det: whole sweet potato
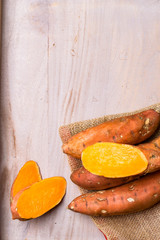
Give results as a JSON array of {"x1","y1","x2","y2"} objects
[
  {"x1": 62, "y1": 109, "x2": 160, "y2": 159},
  {"x1": 70, "y1": 167, "x2": 139, "y2": 190},
  {"x1": 71, "y1": 136, "x2": 160, "y2": 190},
  {"x1": 68, "y1": 171, "x2": 160, "y2": 216}
]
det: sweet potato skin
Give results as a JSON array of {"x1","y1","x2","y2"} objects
[
  {"x1": 70, "y1": 167, "x2": 138, "y2": 190},
  {"x1": 138, "y1": 137, "x2": 160, "y2": 174},
  {"x1": 68, "y1": 171, "x2": 160, "y2": 216},
  {"x1": 11, "y1": 188, "x2": 29, "y2": 220},
  {"x1": 63, "y1": 109, "x2": 160, "y2": 159}
]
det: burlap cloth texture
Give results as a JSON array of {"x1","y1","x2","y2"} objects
[{"x1": 59, "y1": 103, "x2": 160, "y2": 240}]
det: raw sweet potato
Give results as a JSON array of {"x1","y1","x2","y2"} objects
[
  {"x1": 62, "y1": 109, "x2": 160, "y2": 159},
  {"x1": 70, "y1": 167, "x2": 139, "y2": 190},
  {"x1": 71, "y1": 136, "x2": 160, "y2": 190},
  {"x1": 68, "y1": 171, "x2": 160, "y2": 216},
  {"x1": 11, "y1": 177, "x2": 66, "y2": 220},
  {"x1": 137, "y1": 136, "x2": 160, "y2": 174},
  {"x1": 82, "y1": 142, "x2": 148, "y2": 178},
  {"x1": 10, "y1": 161, "x2": 42, "y2": 202}
]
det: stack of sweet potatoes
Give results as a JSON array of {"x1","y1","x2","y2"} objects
[{"x1": 62, "y1": 109, "x2": 160, "y2": 216}]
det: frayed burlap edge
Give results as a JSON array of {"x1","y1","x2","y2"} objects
[{"x1": 59, "y1": 103, "x2": 160, "y2": 240}]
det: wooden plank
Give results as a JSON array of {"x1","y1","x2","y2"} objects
[{"x1": 1, "y1": 0, "x2": 160, "y2": 239}]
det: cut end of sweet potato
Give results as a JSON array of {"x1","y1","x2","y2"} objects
[
  {"x1": 10, "y1": 161, "x2": 42, "y2": 200},
  {"x1": 81, "y1": 142, "x2": 148, "y2": 178},
  {"x1": 11, "y1": 177, "x2": 67, "y2": 220}
]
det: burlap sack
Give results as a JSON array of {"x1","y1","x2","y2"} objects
[{"x1": 59, "y1": 103, "x2": 160, "y2": 240}]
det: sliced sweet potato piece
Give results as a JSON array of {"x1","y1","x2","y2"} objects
[
  {"x1": 82, "y1": 142, "x2": 148, "y2": 178},
  {"x1": 62, "y1": 109, "x2": 160, "y2": 159},
  {"x1": 11, "y1": 177, "x2": 66, "y2": 220},
  {"x1": 10, "y1": 161, "x2": 42, "y2": 202}
]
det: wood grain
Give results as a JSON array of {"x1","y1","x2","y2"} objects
[{"x1": 1, "y1": 0, "x2": 160, "y2": 239}]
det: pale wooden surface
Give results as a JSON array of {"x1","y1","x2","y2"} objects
[{"x1": 1, "y1": 0, "x2": 160, "y2": 239}]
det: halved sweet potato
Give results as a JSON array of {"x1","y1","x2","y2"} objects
[
  {"x1": 10, "y1": 161, "x2": 42, "y2": 202},
  {"x1": 82, "y1": 142, "x2": 148, "y2": 178},
  {"x1": 11, "y1": 177, "x2": 67, "y2": 220},
  {"x1": 71, "y1": 136, "x2": 160, "y2": 190}
]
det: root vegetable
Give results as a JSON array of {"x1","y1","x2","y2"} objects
[
  {"x1": 10, "y1": 161, "x2": 41, "y2": 201},
  {"x1": 62, "y1": 109, "x2": 160, "y2": 159},
  {"x1": 71, "y1": 136, "x2": 160, "y2": 189},
  {"x1": 11, "y1": 177, "x2": 66, "y2": 220},
  {"x1": 70, "y1": 167, "x2": 139, "y2": 190},
  {"x1": 82, "y1": 142, "x2": 148, "y2": 178},
  {"x1": 68, "y1": 171, "x2": 160, "y2": 216}
]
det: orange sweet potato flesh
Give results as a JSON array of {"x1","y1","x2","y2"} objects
[
  {"x1": 10, "y1": 161, "x2": 42, "y2": 201},
  {"x1": 62, "y1": 109, "x2": 160, "y2": 159},
  {"x1": 68, "y1": 171, "x2": 160, "y2": 216},
  {"x1": 71, "y1": 136, "x2": 160, "y2": 190},
  {"x1": 11, "y1": 177, "x2": 66, "y2": 220},
  {"x1": 82, "y1": 142, "x2": 148, "y2": 178}
]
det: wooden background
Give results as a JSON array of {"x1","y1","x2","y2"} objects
[{"x1": 1, "y1": 0, "x2": 160, "y2": 239}]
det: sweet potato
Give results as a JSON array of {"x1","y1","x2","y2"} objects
[
  {"x1": 71, "y1": 136, "x2": 160, "y2": 190},
  {"x1": 68, "y1": 171, "x2": 160, "y2": 216},
  {"x1": 70, "y1": 167, "x2": 139, "y2": 190},
  {"x1": 10, "y1": 161, "x2": 42, "y2": 202},
  {"x1": 62, "y1": 109, "x2": 160, "y2": 159},
  {"x1": 11, "y1": 177, "x2": 66, "y2": 220},
  {"x1": 82, "y1": 142, "x2": 148, "y2": 178},
  {"x1": 137, "y1": 136, "x2": 160, "y2": 174}
]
